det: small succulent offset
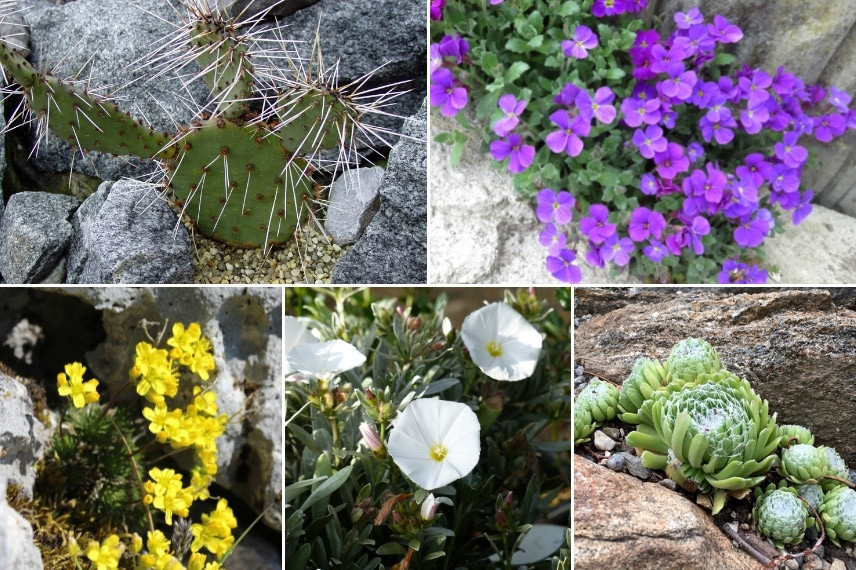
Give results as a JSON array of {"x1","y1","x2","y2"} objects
[
  {"x1": 617, "y1": 357, "x2": 666, "y2": 424},
  {"x1": 663, "y1": 337, "x2": 722, "y2": 386},
  {"x1": 0, "y1": 0, "x2": 403, "y2": 249},
  {"x1": 819, "y1": 486, "x2": 856, "y2": 546},
  {"x1": 753, "y1": 483, "x2": 813, "y2": 549},
  {"x1": 778, "y1": 424, "x2": 815, "y2": 447},
  {"x1": 574, "y1": 378, "x2": 619, "y2": 423},
  {"x1": 778, "y1": 443, "x2": 830, "y2": 485}
]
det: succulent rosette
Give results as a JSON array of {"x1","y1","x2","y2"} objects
[
  {"x1": 575, "y1": 379, "x2": 619, "y2": 423},
  {"x1": 617, "y1": 357, "x2": 667, "y2": 424},
  {"x1": 819, "y1": 486, "x2": 856, "y2": 546},
  {"x1": 573, "y1": 404, "x2": 597, "y2": 445},
  {"x1": 778, "y1": 424, "x2": 815, "y2": 448},
  {"x1": 778, "y1": 444, "x2": 830, "y2": 485},
  {"x1": 796, "y1": 483, "x2": 824, "y2": 513},
  {"x1": 664, "y1": 338, "x2": 722, "y2": 386},
  {"x1": 626, "y1": 370, "x2": 778, "y2": 514},
  {"x1": 753, "y1": 485, "x2": 812, "y2": 549},
  {"x1": 820, "y1": 446, "x2": 850, "y2": 492}
]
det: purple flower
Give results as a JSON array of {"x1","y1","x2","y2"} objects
[
  {"x1": 644, "y1": 239, "x2": 669, "y2": 263},
  {"x1": 632, "y1": 125, "x2": 667, "y2": 159},
  {"x1": 577, "y1": 87, "x2": 617, "y2": 124},
  {"x1": 539, "y1": 223, "x2": 568, "y2": 256},
  {"x1": 592, "y1": 0, "x2": 627, "y2": 18},
  {"x1": 708, "y1": 14, "x2": 743, "y2": 44},
  {"x1": 739, "y1": 102, "x2": 770, "y2": 134},
  {"x1": 775, "y1": 132, "x2": 808, "y2": 168},
  {"x1": 600, "y1": 235, "x2": 635, "y2": 266},
  {"x1": 828, "y1": 86, "x2": 852, "y2": 113},
  {"x1": 579, "y1": 204, "x2": 616, "y2": 244},
  {"x1": 490, "y1": 133, "x2": 535, "y2": 173},
  {"x1": 653, "y1": 142, "x2": 690, "y2": 179},
  {"x1": 674, "y1": 8, "x2": 703, "y2": 29},
  {"x1": 585, "y1": 243, "x2": 605, "y2": 268},
  {"x1": 718, "y1": 260, "x2": 768, "y2": 284},
  {"x1": 640, "y1": 173, "x2": 660, "y2": 196},
  {"x1": 620, "y1": 97, "x2": 661, "y2": 128},
  {"x1": 536, "y1": 188, "x2": 575, "y2": 225},
  {"x1": 430, "y1": 0, "x2": 445, "y2": 20},
  {"x1": 493, "y1": 94, "x2": 527, "y2": 136},
  {"x1": 736, "y1": 153, "x2": 772, "y2": 187},
  {"x1": 814, "y1": 114, "x2": 847, "y2": 143},
  {"x1": 793, "y1": 190, "x2": 813, "y2": 225},
  {"x1": 545, "y1": 110, "x2": 590, "y2": 157},
  {"x1": 490, "y1": 0, "x2": 504, "y2": 4},
  {"x1": 686, "y1": 142, "x2": 705, "y2": 164},
  {"x1": 734, "y1": 214, "x2": 769, "y2": 248},
  {"x1": 546, "y1": 249, "x2": 583, "y2": 283},
  {"x1": 666, "y1": 215, "x2": 710, "y2": 255},
  {"x1": 554, "y1": 83, "x2": 582, "y2": 106},
  {"x1": 563, "y1": 25, "x2": 598, "y2": 59},
  {"x1": 700, "y1": 113, "x2": 738, "y2": 145},
  {"x1": 659, "y1": 62, "x2": 696, "y2": 101},
  {"x1": 430, "y1": 69, "x2": 468, "y2": 117},
  {"x1": 628, "y1": 207, "x2": 667, "y2": 242},
  {"x1": 437, "y1": 35, "x2": 469, "y2": 63},
  {"x1": 723, "y1": 177, "x2": 759, "y2": 219},
  {"x1": 738, "y1": 69, "x2": 772, "y2": 107}
]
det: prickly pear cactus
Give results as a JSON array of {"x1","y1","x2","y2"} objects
[{"x1": 0, "y1": 0, "x2": 400, "y2": 249}]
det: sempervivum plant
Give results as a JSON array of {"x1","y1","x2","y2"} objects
[
  {"x1": 617, "y1": 357, "x2": 667, "y2": 424},
  {"x1": 574, "y1": 405, "x2": 597, "y2": 445},
  {"x1": 820, "y1": 446, "x2": 851, "y2": 492},
  {"x1": 778, "y1": 444, "x2": 830, "y2": 485},
  {"x1": 663, "y1": 337, "x2": 722, "y2": 386},
  {"x1": 575, "y1": 378, "x2": 619, "y2": 423},
  {"x1": 753, "y1": 484, "x2": 813, "y2": 549},
  {"x1": 626, "y1": 370, "x2": 779, "y2": 514},
  {"x1": 819, "y1": 486, "x2": 856, "y2": 546},
  {"x1": 796, "y1": 483, "x2": 824, "y2": 513},
  {"x1": 778, "y1": 424, "x2": 815, "y2": 447}
]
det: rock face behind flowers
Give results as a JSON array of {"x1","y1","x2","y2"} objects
[
  {"x1": 574, "y1": 456, "x2": 763, "y2": 570},
  {"x1": 0, "y1": 373, "x2": 49, "y2": 499},
  {"x1": 655, "y1": 0, "x2": 856, "y2": 215},
  {"x1": 0, "y1": 480, "x2": 43, "y2": 570},
  {"x1": 574, "y1": 288, "x2": 856, "y2": 464}
]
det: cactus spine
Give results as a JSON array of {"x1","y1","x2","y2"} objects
[{"x1": 0, "y1": 0, "x2": 404, "y2": 249}]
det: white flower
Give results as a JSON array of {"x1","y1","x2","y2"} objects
[
  {"x1": 460, "y1": 302, "x2": 542, "y2": 381},
  {"x1": 286, "y1": 339, "x2": 366, "y2": 381},
  {"x1": 420, "y1": 493, "x2": 439, "y2": 521},
  {"x1": 284, "y1": 316, "x2": 319, "y2": 378},
  {"x1": 387, "y1": 398, "x2": 480, "y2": 490}
]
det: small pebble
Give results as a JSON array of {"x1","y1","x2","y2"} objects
[
  {"x1": 593, "y1": 430, "x2": 616, "y2": 451},
  {"x1": 601, "y1": 427, "x2": 621, "y2": 440},
  {"x1": 829, "y1": 559, "x2": 846, "y2": 570},
  {"x1": 659, "y1": 478, "x2": 676, "y2": 491},
  {"x1": 783, "y1": 560, "x2": 799, "y2": 570},
  {"x1": 803, "y1": 553, "x2": 824, "y2": 570},
  {"x1": 605, "y1": 454, "x2": 625, "y2": 472},
  {"x1": 621, "y1": 452, "x2": 651, "y2": 480}
]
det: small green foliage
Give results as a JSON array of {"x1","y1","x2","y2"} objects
[
  {"x1": 778, "y1": 424, "x2": 815, "y2": 448},
  {"x1": 617, "y1": 357, "x2": 666, "y2": 424},
  {"x1": 753, "y1": 484, "x2": 812, "y2": 549},
  {"x1": 664, "y1": 338, "x2": 722, "y2": 386},
  {"x1": 820, "y1": 486, "x2": 856, "y2": 546},
  {"x1": 574, "y1": 378, "x2": 618, "y2": 423},
  {"x1": 779, "y1": 444, "x2": 830, "y2": 485}
]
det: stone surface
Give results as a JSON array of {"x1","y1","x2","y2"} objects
[
  {"x1": 593, "y1": 430, "x2": 616, "y2": 451},
  {"x1": 220, "y1": 0, "x2": 320, "y2": 18},
  {"x1": 324, "y1": 167, "x2": 384, "y2": 246},
  {"x1": 574, "y1": 288, "x2": 856, "y2": 464},
  {"x1": 333, "y1": 100, "x2": 427, "y2": 283},
  {"x1": 0, "y1": 192, "x2": 80, "y2": 283},
  {"x1": 66, "y1": 180, "x2": 193, "y2": 284},
  {"x1": 0, "y1": 480, "x2": 43, "y2": 570},
  {"x1": 574, "y1": 455, "x2": 763, "y2": 570},
  {"x1": 0, "y1": 374, "x2": 48, "y2": 499},
  {"x1": 55, "y1": 287, "x2": 284, "y2": 530},
  {"x1": 431, "y1": 112, "x2": 856, "y2": 284}
]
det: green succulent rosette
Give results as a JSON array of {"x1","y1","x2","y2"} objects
[
  {"x1": 664, "y1": 338, "x2": 722, "y2": 386},
  {"x1": 626, "y1": 370, "x2": 779, "y2": 514},
  {"x1": 820, "y1": 486, "x2": 856, "y2": 546},
  {"x1": 819, "y1": 446, "x2": 850, "y2": 492},
  {"x1": 778, "y1": 424, "x2": 815, "y2": 447},
  {"x1": 796, "y1": 483, "x2": 824, "y2": 513},
  {"x1": 575, "y1": 379, "x2": 619, "y2": 424},
  {"x1": 779, "y1": 444, "x2": 830, "y2": 485},
  {"x1": 753, "y1": 485, "x2": 811, "y2": 549},
  {"x1": 573, "y1": 404, "x2": 597, "y2": 445},
  {"x1": 617, "y1": 357, "x2": 667, "y2": 424}
]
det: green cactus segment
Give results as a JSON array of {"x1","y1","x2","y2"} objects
[
  {"x1": 0, "y1": 39, "x2": 170, "y2": 158},
  {"x1": 276, "y1": 91, "x2": 358, "y2": 155},
  {"x1": 664, "y1": 337, "x2": 722, "y2": 386},
  {"x1": 618, "y1": 357, "x2": 667, "y2": 424},
  {"x1": 189, "y1": 20, "x2": 253, "y2": 120},
  {"x1": 163, "y1": 120, "x2": 313, "y2": 247},
  {"x1": 754, "y1": 486, "x2": 810, "y2": 549},
  {"x1": 820, "y1": 486, "x2": 856, "y2": 546}
]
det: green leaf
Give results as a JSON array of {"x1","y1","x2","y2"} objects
[
  {"x1": 287, "y1": 423, "x2": 322, "y2": 456},
  {"x1": 376, "y1": 542, "x2": 407, "y2": 555},
  {"x1": 291, "y1": 544, "x2": 311, "y2": 570},
  {"x1": 505, "y1": 37, "x2": 529, "y2": 53},
  {"x1": 300, "y1": 465, "x2": 354, "y2": 511},
  {"x1": 559, "y1": 1, "x2": 580, "y2": 16},
  {"x1": 605, "y1": 68, "x2": 626, "y2": 81},
  {"x1": 597, "y1": 169, "x2": 619, "y2": 188},
  {"x1": 527, "y1": 35, "x2": 544, "y2": 49},
  {"x1": 504, "y1": 61, "x2": 531, "y2": 83},
  {"x1": 714, "y1": 53, "x2": 737, "y2": 66},
  {"x1": 481, "y1": 52, "x2": 499, "y2": 75},
  {"x1": 284, "y1": 477, "x2": 325, "y2": 505}
]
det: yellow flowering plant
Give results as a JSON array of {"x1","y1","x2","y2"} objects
[{"x1": 44, "y1": 321, "x2": 238, "y2": 570}]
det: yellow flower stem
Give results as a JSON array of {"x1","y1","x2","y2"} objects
[{"x1": 107, "y1": 414, "x2": 154, "y2": 534}]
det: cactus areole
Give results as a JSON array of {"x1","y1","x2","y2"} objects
[{"x1": 0, "y1": 0, "x2": 402, "y2": 249}]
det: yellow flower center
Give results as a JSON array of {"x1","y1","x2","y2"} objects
[
  {"x1": 486, "y1": 341, "x2": 503, "y2": 358},
  {"x1": 430, "y1": 443, "x2": 448, "y2": 462}
]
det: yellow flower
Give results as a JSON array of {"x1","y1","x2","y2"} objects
[
  {"x1": 142, "y1": 404, "x2": 182, "y2": 443},
  {"x1": 145, "y1": 468, "x2": 194, "y2": 525},
  {"x1": 67, "y1": 535, "x2": 81, "y2": 557},
  {"x1": 167, "y1": 322, "x2": 203, "y2": 365},
  {"x1": 131, "y1": 344, "x2": 178, "y2": 404},
  {"x1": 57, "y1": 362, "x2": 100, "y2": 408},
  {"x1": 85, "y1": 534, "x2": 123, "y2": 570},
  {"x1": 190, "y1": 499, "x2": 236, "y2": 557},
  {"x1": 145, "y1": 530, "x2": 171, "y2": 558},
  {"x1": 189, "y1": 337, "x2": 216, "y2": 381},
  {"x1": 187, "y1": 552, "x2": 208, "y2": 570}
]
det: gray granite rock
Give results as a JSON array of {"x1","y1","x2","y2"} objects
[
  {"x1": 66, "y1": 180, "x2": 193, "y2": 284},
  {"x1": 0, "y1": 480, "x2": 43, "y2": 570},
  {"x1": 0, "y1": 192, "x2": 80, "y2": 283},
  {"x1": 324, "y1": 167, "x2": 383, "y2": 245},
  {"x1": 333, "y1": 99, "x2": 426, "y2": 283},
  {"x1": 220, "y1": 0, "x2": 320, "y2": 18},
  {"x1": 0, "y1": 374, "x2": 48, "y2": 499}
]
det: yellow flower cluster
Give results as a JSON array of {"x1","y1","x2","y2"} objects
[
  {"x1": 167, "y1": 323, "x2": 216, "y2": 381},
  {"x1": 142, "y1": 467, "x2": 193, "y2": 525},
  {"x1": 56, "y1": 362, "x2": 100, "y2": 408},
  {"x1": 190, "y1": 499, "x2": 238, "y2": 558}
]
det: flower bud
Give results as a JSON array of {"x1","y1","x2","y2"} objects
[
  {"x1": 420, "y1": 493, "x2": 439, "y2": 521},
  {"x1": 504, "y1": 491, "x2": 513, "y2": 505},
  {"x1": 406, "y1": 316, "x2": 422, "y2": 331},
  {"x1": 359, "y1": 422, "x2": 384, "y2": 452},
  {"x1": 496, "y1": 510, "x2": 507, "y2": 526}
]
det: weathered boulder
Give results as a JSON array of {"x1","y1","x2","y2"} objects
[
  {"x1": 0, "y1": 192, "x2": 80, "y2": 283},
  {"x1": 324, "y1": 167, "x2": 383, "y2": 246},
  {"x1": 334, "y1": 100, "x2": 427, "y2": 283},
  {"x1": 574, "y1": 288, "x2": 856, "y2": 464},
  {"x1": 66, "y1": 180, "x2": 193, "y2": 284},
  {"x1": 0, "y1": 479, "x2": 43, "y2": 570},
  {"x1": 0, "y1": 374, "x2": 48, "y2": 499},
  {"x1": 574, "y1": 455, "x2": 763, "y2": 570}
]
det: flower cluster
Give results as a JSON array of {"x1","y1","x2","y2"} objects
[
  {"x1": 57, "y1": 362, "x2": 100, "y2": 408},
  {"x1": 432, "y1": 1, "x2": 856, "y2": 283}
]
